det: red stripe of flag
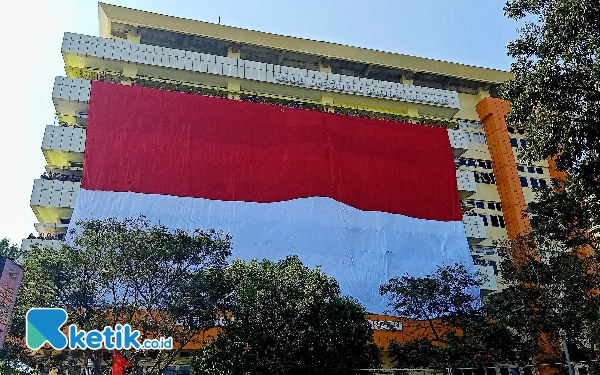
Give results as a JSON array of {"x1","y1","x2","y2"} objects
[{"x1": 82, "y1": 81, "x2": 462, "y2": 222}]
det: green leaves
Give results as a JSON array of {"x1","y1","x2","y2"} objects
[
  {"x1": 501, "y1": 0, "x2": 600, "y2": 229},
  {"x1": 381, "y1": 264, "x2": 535, "y2": 369},
  {"x1": 492, "y1": 234, "x2": 600, "y2": 365},
  {"x1": 192, "y1": 256, "x2": 381, "y2": 375},
  {"x1": 501, "y1": 0, "x2": 600, "y2": 367},
  {"x1": 2, "y1": 218, "x2": 234, "y2": 374}
]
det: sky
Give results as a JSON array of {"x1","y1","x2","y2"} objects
[{"x1": 0, "y1": 0, "x2": 522, "y2": 245}]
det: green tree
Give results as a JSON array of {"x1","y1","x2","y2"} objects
[
  {"x1": 380, "y1": 264, "x2": 535, "y2": 369},
  {"x1": 501, "y1": 0, "x2": 600, "y2": 185},
  {"x1": 487, "y1": 235, "x2": 600, "y2": 373},
  {"x1": 501, "y1": 0, "x2": 600, "y2": 241},
  {"x1": 0, "y1": 238, "x2": 22, "y2": 262},
  {"x1": 2, "y1": 218, "x2": 234, "y2": 375},
  {"x1": 191, "y1": 256, "x2": 381, "y2": 375},
  {"x1": 500, "y1": 1, "x2": 600, "y2": 370}
]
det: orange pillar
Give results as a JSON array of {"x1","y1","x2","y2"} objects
[
  {"x1": 476, "y1": 98, "x2": 531, "y2": 243},
  {"x1": 477, "y1": 98, "x2": 562, "y2": 374}
]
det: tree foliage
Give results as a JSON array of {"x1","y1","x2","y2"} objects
[
  {"x1": 489, "y1": 235, "x2": 600, "y2": 368},
  {"x1": 500, "y1": 1, "x2": 600, "y2": 369},
  {"x1": 191, "y1": 256, "x2": 381, "y2": 375},
  {"x1": 501, "y1": 0, "x2": 600, "y2": 184},
  {"x1": 380, "y1": 264, "x2": 536, "y2": 369},
  {"x1": 2, "y1": 218, "x2": 234, "y2": 375},
  {"x1": 501, "y1": 0, "x2": 600, "y2": 238}
]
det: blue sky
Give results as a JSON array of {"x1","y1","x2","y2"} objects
[{"x1": 0, "y1": 0, "x2": 521, "y2": 245}]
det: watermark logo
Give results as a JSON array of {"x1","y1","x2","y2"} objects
[{"x1": 26, "y1": 308, "x2": 172, "y2": 350}]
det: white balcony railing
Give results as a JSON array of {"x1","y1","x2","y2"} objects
[
  {"x1": 456, "y1": 169, "x2": 477, "y2": 198},
  {"x1": 42, "y1": 125, "x2": 86, "y2": 153},
  {"x1": 30, "y1": 179, "x2": 80, "y2": 209},
  {"x1": 475, "y1": 264, "x2": 498, "y2": 291},
  {"x1": 463, "y1": 215, "x2": 487, "y2": 243},
  {"x1": 447, "y1": 129, "x2": 469, "y2": 157},
  {"x1": 61, "y1": 32, "x2": 461, "y2": 111},
  {"x1": 21, "y1": 239, "x2": 63, "y2": 251},
  {"x1": 52, "y1": 77, "x2": 91, "y2": 120}
]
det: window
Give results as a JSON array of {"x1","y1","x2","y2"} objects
[
  {"x1": 536, "y1": 167, "x2": 544, "y2": 174},
  {"x1": 474, "y1": 171, "x2": 496, "y2": 184},
  {"x1": 459, "y1": 158, "x2": 492, "y2": 170},
  {"x1": 478, "y1": 214, "x2": 489, "y2": 226},
  {"x1": 527, "y1": 166, "x2": 536, "y2": 173},
  {"x1": 530, "y1": 178, "x2": 539, "y2": 188},
  {"x1": 471, "y1": 132, "x2": 487, "y2": 144},
  {"x1": 510, "y1": 137, "x2": 518, "y2": 148},
  {"x1": 517, "y1": 166, "x2": 525, "y2": 172},
  {"x1": 520, "y1": 139, "x2": 527, "y2": 148},
  {"x1": 490, "y1": 215, "x2": 500, "y2": 227},
  {"x1": 487, "y1": 202, "x2": 502, "y2": 211},
  {"x1": 520, "y1": 176, "x2": 529, "y2": 187},
  {"x1": 465, "y1": 200, "x2": 502, "y2": 212},
  {"x1": 539, "y1": 179, "x2": 547, "y2": 188},
  {"x1": 489, "y1": 215, "x2": 506, "y2": 228}
]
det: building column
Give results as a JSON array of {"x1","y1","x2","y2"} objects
[
  {"x1": 400, "y1": 74, "x2": 413, "y2": 85},
  {"x1": 318, "y1": 62, "x2": 331, "y2": 73},
  {"x1": 227, "y1": 80, "x2": 241, "y2": 100},
  {"x1": 227, "y1": 46, "x2": 241, "y2": 59},
  {"x1": 476, "y1": 97, "x2": 531, "y2": 247},
  {"x1": 126, "y1": 29, "x2": 141, "y2": 43}
]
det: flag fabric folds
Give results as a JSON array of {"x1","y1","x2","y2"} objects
[
  {"x1": 69, "y1": 81, "x2": 474, "y2": 314},
  {"x1": 111, "y1": 351, "x2": 132, "y2": 375}
]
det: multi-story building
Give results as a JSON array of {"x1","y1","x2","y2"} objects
[{"x1": 21, "y1": 3, "x2": 555, "y2": 370}]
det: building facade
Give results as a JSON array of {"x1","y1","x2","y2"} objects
[{"x1": 22, "y1": 3, "x2": 549, "y2": 369}]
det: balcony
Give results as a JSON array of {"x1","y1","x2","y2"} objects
[
  {"x1": 447, "y1": 129, "x2": 469, "y2": 157},
  {"x1": 42, "y1": 125, "x2": 85, "y2": 168},
  {"x1": 463, "y1": 215, "x2": 487, "y2": 244},
  {"x1": 30, "y1": 179, "x2": 80, "y2": 224},
  {"x1": 474, "y1": 264, "x2": 498, "y2": 291},
  {"x1": 52, "y1": 77, "x2": 91, "y2": 124},
  {"x1": 456, "y1": 169, "x2": 477, "y2": 198},
  {"x1": 21, "y1": 239, "x2": 63, "y2": 251},
  {"x1": 61, "y1": 32, "x2": 461, "y2": 117},
  {"x1": 34, "y1": 222, "x2": 69, "y2": 236}
]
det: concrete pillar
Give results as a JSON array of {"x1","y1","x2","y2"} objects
[
  {"x1": 126, "y1": 29, "x2": 141, "y2": 43},
  {"x1": 227, "y1": 80, "x2": 241, "y2": 100},
  {"x1": 476, "y1": 97, "x2": 531, "y2": 247},
  {"x1": 227, "y1": 46, "x2": 241, "y2": 59},
  {"x1": 401, "y1": 75, "x2": 414, "y2": 85},
  {"x1": 318, "y1": 62, "x2": 331, "y2": 73}
]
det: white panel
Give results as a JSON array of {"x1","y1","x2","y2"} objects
[
  {"x1": 199, "y1": 61, "x2": 208, "y2": 73},
  {"x1": 257, "y1": 70, "x2": 267, "y2": 81},
  {"x1": 463, "y1": 216, "x2": 487, "y2": 240},
  {"x1": 207, "y1": 61, "x2": 216, "y2": 74},
  {"x1": 183, "y1": 58, "x2": 193, "y2": 71},
  {"x1": 475, "y1": 265, "x2": 498, "y2": 291},
  {"x1": 70, "y1": 190, "x2": 474, "y2": 315},
  {"x1": 266, "y1": 70, "x2": 275, "y2": 83}
]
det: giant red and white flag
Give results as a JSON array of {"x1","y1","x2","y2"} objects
[{"x1": 70, "y1": 81, "x2": 473, "y2": 314}]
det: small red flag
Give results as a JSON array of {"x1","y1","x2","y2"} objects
[{"x1": 112, "y1": 352, "x2": 132, "y2": 375}]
